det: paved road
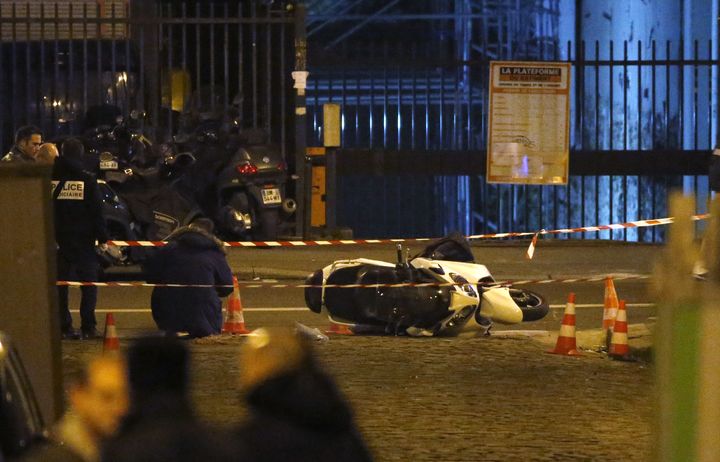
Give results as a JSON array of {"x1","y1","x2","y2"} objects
[{"x1": 64, "y1": 241, "x2": 660, "y2": 461}]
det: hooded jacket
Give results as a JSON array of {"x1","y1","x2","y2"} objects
[
  {"x1": 236, "y1": 357, "x2": 373, "y2": 462},
  {"x1": 144, "y1": 226, "x2": 233, "y2": 337}
]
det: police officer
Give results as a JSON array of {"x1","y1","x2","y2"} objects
[
  {"x1": 53, "y1": 137, "x2": 109, "y2": 339},
  {"x1": 1, "y1": 125, "x2": 43, "y2": 163}
]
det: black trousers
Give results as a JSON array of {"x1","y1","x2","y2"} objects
[{"x1": 56, "y1": 239, "x2": 99, "y2": 333}]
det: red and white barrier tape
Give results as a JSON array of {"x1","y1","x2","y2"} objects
[
  {"x1": 106, "y1": 214, "x2": 709, "y2": 248},
  {"x1": 57, "y1": 274, "x2": 652, "y2": 289}
]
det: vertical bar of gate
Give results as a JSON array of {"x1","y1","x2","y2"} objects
[
  {"x1": 623, "y1": 40, "x2": 628, "y2": 241},
  {"x1": 369, "y1": 42, "x2": 374, "y2": 148},
  {"x1": 708, "y1": 39, "x2": 713, "y2": 150},
  {"x1": 39, "y1": 3, "x2": 47, "y2": 133},
  {"x1": 694, "y1": 40, "x2": 699, "y2": 151},
  {"x1": 210, "y1": 3, "x2": 216, "y2": 114},
  {"x1": 638, "y1": 41, "x2": 643, "y2": 241},
  {"x1": 411, "y1": 43, "x2": 417, "y2": 151},
  {"x1": 237, "y1": 2, "x2": 243, "y2": 124},
  {"x1": 679, "y1": 39, "x2": 684, "y2": 150},
  {"x1": 251, "y1": 1, "x2": 258, "y2": 128},
  {"x1": 82, "y1": 4, "x2": 88, "y2": 121},
  {"x1": 382, "y1": 42, "x2": 388, "y2": 148},
  {"x1": 0, "y1": 7, "x2": 4, "y2": 144},
  {"x1": 265, "y1": 5, "x2": 272, "y2": 136},
  {"x1": 223, "y1": 4, "x2": 229, "y2": 121},
  {"x1": 167, "y1": 6, "x2": 174, "y2": 135},
  {"x1": 53, "y1": 3, "x2": 59, "y2": 127},
  {"x1": 280, "y1": 12, "x2": 287, "y2": 158},
  {"x1": 195, "y1": 3, "x2": 201, "y2": 106},
  {"x1": 69, "y1": 3, "x2": 76, "y2": 134},
  {"x1": 10, "y1": 3, "x2": 16, "y2": 132},
  {"x1": 651, "y1": 41, "x2": 657, "y2": 242},
  {"x1": 424, "y1": 62, "x2": 429, "y2": 150},
  {"x1": 397, "y1": 55, "x2": 401, "y2": 150},
  {"x1": 25, "y1": 5, "x2": 32, "y2": 125},
  {"x1": 665, "y1": 41, "x2": 670, "y2": 148},
  {"x1": 579, "y1": 41, "x2": 586, "y2": 239},
  {"x1": 123, "y1": 4, "x2": 130, "y2": 115},
  {"x1": 111, "y1": 4, "x2": 117, "y2": 111}
]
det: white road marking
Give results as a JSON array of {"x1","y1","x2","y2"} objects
[
  {"x1": 70, "y1": 307, "x2": 310, "y2": 313},
  {"x1": 549, "y1": 303, "x2": 655, "y2": 309},
  {"x1": 71, "y1": 303, "x2": 656, "y2": 314}
]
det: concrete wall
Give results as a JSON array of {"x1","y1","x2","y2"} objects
[{"x1": 0, "y1": 165, "x2": 63, "y2": 424}]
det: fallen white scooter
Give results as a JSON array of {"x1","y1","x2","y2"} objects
[{"x1": 304, "y1": 234, "x2": 549, "y2": 337}]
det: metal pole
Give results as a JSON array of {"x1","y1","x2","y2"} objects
[{"x1": 293, "y1": 4, "x2": 308, "y2": 239}]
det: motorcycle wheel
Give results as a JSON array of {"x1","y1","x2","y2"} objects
[
  {"x1": 254, "y1": 208, "x2": 279, "y2": 241},
  {"x1": 508, "y1": 288, "x2": 549, "y2": 322}
]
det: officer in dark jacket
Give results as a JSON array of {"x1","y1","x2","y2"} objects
[
  {"x1": 53, "y1": 137, "x2": 109, "y2": 339},
  {"x1": 143, "y1": 218, "x2": 233, "y2": 337},
  {"x1": 1, "y1": 125, "x2": 43, "y2": 163}
]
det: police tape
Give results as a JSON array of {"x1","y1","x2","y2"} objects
[
  {"x1": 56, "y1": 274, "x2": 652, "y2": 289},
  {"x1": 106, "y1": 214, "x2": 710, "y2": 248}
]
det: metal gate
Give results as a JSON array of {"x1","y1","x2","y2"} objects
[
  {"x1": 307, "y1": 39, "x2": 718, "y2": 241},
  {"x1": 0, "y1": 0, "x2": 300, "y2": 161}
]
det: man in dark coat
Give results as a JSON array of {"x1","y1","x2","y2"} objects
[
  {"x1": 1, "y1": 125, "x2": 42, "y2": 163},
  {"x1": 235, "y1": 327, "x2": 373, "y2": 462},
  {"x1": 143, "y1": 218, "x2": 233, "y2": 337},
  {"x1": 53, "y1": 137, "x2": 109, "y2": 339}
]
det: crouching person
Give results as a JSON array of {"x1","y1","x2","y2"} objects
[{"x1": 144, "y1": 218, "x2": 233, "y2": 338}]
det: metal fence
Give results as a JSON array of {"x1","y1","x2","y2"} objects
[
  {"x1": 0, "y1": 0, "x2": 299, "y2": 158},
  {"x1": 306, "y1": 39, "x2": 718, "y2": 241}
]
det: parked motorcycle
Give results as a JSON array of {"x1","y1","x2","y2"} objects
[
  {"x1": 304, "y1": 233, "x2": 549, "y2": 337},
  {"x1": 214, "y1": 128, "x2": 296, "y2": 240},
  {"x1": 174, "y1": 87, "x2": 296, "y2": 240}
]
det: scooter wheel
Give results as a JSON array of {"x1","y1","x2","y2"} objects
[
  {"x1": 304, "y1": 269, "x2": 324, "y2": 313},
  {"x1": 509, "y1": 288, "x2": 550, "y2": 322}
]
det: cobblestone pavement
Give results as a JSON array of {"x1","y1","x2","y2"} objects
[
  {"x1": 64, "y1": 241, "x2": 659, "y2": 461},
  {"x1": 62, "y1": 327, "x2": 654, "y2": 462}
]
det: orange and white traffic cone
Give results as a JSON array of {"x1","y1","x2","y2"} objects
[
  {"x1": 103, "y1": 313, "x2": 120, "y2": 352},
  {"x1": 602, "y1": 276, "x2": 619, "y2": 350},
  {"x1": 608, "y1": 300, "x2": 635, "y2": 361},
  {"x1": 326, "y1": 319, "x2": 354, "y2": 335},
  {"x1": 222, "y1": 276, "x2": 251, "y2": 335},
  {"x1": 547, "y1": 293, "x2": 583, "y2": 356}
]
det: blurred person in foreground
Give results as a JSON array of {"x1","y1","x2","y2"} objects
[
  {"x1": 101, "y1": 337, "x2": 232, "y2": 462},
  {"x1": 693, "y1": 145, "x2": 720, "y2": 280},
  {"x1": 235, "y1": 327, "x2": 373, "y2": 462},
  {"x1": 143, "y1": 218, "x2": 233, "y2": 338},
  {"x1": 21, "y1": 355, "x2": 128, "y2": 462},
  {"x1": 53, "y1": 137, "x2": 109, "y2": 340},
  {"x1": 37, "y1": 142, "x2": 59, "y2": 165}
]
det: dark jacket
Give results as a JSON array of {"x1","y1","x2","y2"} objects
[
  {"x1": 236, "y1": 358, "x2": 373, "y2": 462},
  {"x1": 144, "y1": 226, "x2": 233, "y2": 337},
  {"x1": 1, "y1": 146, "x2": 35, "y2": 163},
  {"x1": 102, "y1": 393, "x2": 234, "y2": 462},
  {"x1": 52, "y1": 155, "x2": 109, "y2": 244}
]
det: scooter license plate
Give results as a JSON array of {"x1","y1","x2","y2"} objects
[
  {"x1": 261, "y1": 187, "x2": 281, "y2": 204},
  {"x1": 99, "y1": 160, "x2": 118, "y2": 170}
]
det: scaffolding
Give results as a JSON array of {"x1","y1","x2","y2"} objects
[{"x1": 305, "y1": 0, "x2": 561, "y2": 61}]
